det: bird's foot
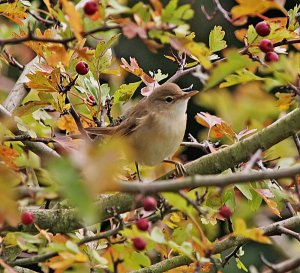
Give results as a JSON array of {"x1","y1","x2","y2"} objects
[{"x1": 163, "y1": 160, "x2": 187, "y2": 177}]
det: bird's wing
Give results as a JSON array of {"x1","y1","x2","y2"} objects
[{"x1": 85, "y1": 126, "x2": 117, "y2": 135}]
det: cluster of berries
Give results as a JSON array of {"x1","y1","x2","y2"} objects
[{"x1": 255, "y1": 21, "x2": 279, "y2": 63}]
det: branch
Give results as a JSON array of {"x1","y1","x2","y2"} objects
[
  {"x1": 262, "y1": 256, "x2": 300, "y2": 273},
  {"x1": 10, "y1": 224, "x2": 121, "y2": 267},
  {"x1": 0, "y1": 105, "x2": 60, "y2": 159},
  {"x1": 117, "y1": 164, "x2": 300, "y2": 193},
  {"x1": 3, "y1": 56, "x2": 39, "y2": 113},
  {"x1": 0, "y1": 25, "x2": 121, "y2": 47},
  {"x1": 15, "y1": 193, "x2": 135, "y2": 233},
  {"x1": 130, "y1": 216, "x2": 300, "y2": 273}
]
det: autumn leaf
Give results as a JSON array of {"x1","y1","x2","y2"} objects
[
  {"x1": 233, "y1": 218, "x2": 271, "y2": 244},
  {"x1": 209, "y1": 26, "x2": 227, "y2": 53},
  {"x1": 114, "y1": 81, "x2": 142, "y2": 103},
  {"x1": 26, "y1": 68, "x2": 60, "y2": 92},
  {"x1": 275, "y1": 92, "x2": 295, "y2": 110},
  {"x1": 195, "y1": 112, "x2": 235, "y2": 140},
  {"x1": 255, "y1": 189, "x2": 281, "y2": 217},
  {"x1": 56, "y1": 115, "x2": 79, "y2": 134},
  {"x1": 0, "y1": 2, "x2": 27, "y2": 25},
  {"x1": 61, "y1": 0, "x2": 83, "y2": 42},
  {"x1": 0, "y1": 145, "x2": 18, "y2": 170},
  {"x1": 231, "y1": 0, "x2": 287, "y2": 25}
]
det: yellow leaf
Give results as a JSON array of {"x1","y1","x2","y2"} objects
[
  {"x1": 275, "y1": 92, "x2": 294, "y2": 111},
  {"x1": 0, "y1": 2, "x2": 27, "y2": 25},
  {"x1": 56, "y1": 115, "x2": 79, "y2": 134},
  {"x1": 234, "y1": 218, "x2": 271, "y2": 244},
  {"x1": 255, "y1": 189, "x2": 281, "y2": 217},
  {"x1": 61, "y1": 0, "x2": 83, "y2": 42}
]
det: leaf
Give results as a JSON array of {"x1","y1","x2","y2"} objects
[
  {"x1": 150, "y1": 227, "x2": 166, "y2": 243},
  {"x1": 0, "y1": 2, "x2": 27, "y2": 25},
  {"x1": 235, "y1": 184, "x2": 252, "y2": 200},
  {"x1": 169, "y1": 36, "x2": 211, "y2": 69},
  {"x1": 209, "y1": 26, "x2": 227, "y2": 53},
  {"x1": 48, "y1": 158, "x2": 97, "y2": 225},
  {"x1": 236, "y1": 257, "x2": 248, "y2": 272},
  {"x1": 60, "y1": 0, "x2": 83, "y2": 42},
  {"x1": 56, "y1": 115, "x2": 79, "y2": 134},
  {"x1": 26, "y1": 68, "x2": 60, "y2": 92},
  {"x1": 205, "y1": 51, "x2": 253, "y2": 90},
  {"x1": 195, "y1": 112, "x2": 235, "y2": 140},
  {"x1": 161, "y1": 0, "x2": 194, "y2": 25},
  {"x1": 219, "y1": 69, "x2": 264, "y2": 88},
  {"x1": 255, "y1": 189, "x2": 281, "y2": 217},
  {"x1": 235, "y1": 128, "x2": 257, "y2": 141},
  {"x1": 275, "y1": 92, "x2": 295, "y2": 111},
  {"x1": 231, "y1": 0, "x2": 287, "y2": 25},
  {"x1": 288, "y1": 5, "x2": 300, "y2": 31},
  {"x1": 114, "y1": 81, "x2": 142, "y2": 104},
  {"x1": 233, "y1": 218, "x2": 271, "y2": 244},
  {"x1": 0, "y1": 145, "x2": 18, "y2": 170}
]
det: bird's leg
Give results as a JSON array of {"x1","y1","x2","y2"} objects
[
  {"x1": 163, "y1": 159, "x2": 187, "y2": 177},
  {"x1": 135, "y1": 162, "x2": 142, "y2": 181}
]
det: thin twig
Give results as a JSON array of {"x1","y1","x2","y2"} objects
[
  {"x1": 3, "y1": 49, "x2": 24, "y2": 70},
  {"x1": 293, "y1": 134, "x2": 300, "y2": 155},
  {"x1": 28, "y1": 10, "x2": 58, "y2": 26},
  {"x1": 3, "y1": 135, "x2": 54, "y2": 143},
  {"x1": 178, "y1": 190, "x2": 206, "y2": 215},
  {"x1": 222, "y1": 245, "x2": 242, "y2": 266},
  {"x1": 277, "y1": 225, "x2": 300, "y2": 242}
]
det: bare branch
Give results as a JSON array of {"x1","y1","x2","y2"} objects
[{"x1": 118, "y1": 164, "x2": 300, "y2": 193}]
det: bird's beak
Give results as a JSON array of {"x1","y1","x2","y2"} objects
[{"x1": 181, "y1": 90, "x2": 199, "y2": 99}]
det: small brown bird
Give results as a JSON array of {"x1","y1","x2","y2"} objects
[{"x1": 86, "y1": 83, "x2": 198, "y2": 175}]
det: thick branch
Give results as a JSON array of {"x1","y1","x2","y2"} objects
[{"x1": 3, "y1": 56, "x2": 39, "y2": 113}]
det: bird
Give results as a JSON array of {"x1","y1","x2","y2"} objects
[{"x1": 86, "y1": 82, "x2": 198, "y2": 178}]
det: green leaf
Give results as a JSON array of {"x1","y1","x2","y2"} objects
[
  {"x1": 128, "y1": 251, "x2": 151, "y2": 269},
  {"x1": 114, "y1": 81, "x2": 142, "y2": 104},
  {"x1": 236, "y1": 257, "x2": 248, "y2": 272},
  {"x1": 235, "y1": 184, "x2": 252, "y2": 200},
  {"x1": 205, "y1": 51, "x2": 253, "y2": 90},
  {"x1": 150, "y1": 227, "x2": 166, "y2": 243},
  {"x1": 288, "y1": 5, "x2": 300, "y2": 31},
  {"x1": 247, "y1": 25, "x2": 258, "y2": 45},
  {"x1": 48, "y1": 158, "x2": 96, "y2": 225},
  {"x1": 209, "y1": 26, "x2": 227, "y2": 53},
  {"x1": 219, "y1": 69, "x2": 263, "y2": 88},
  {"x1": 249, "y1": 190, "x2": 262, "y2": 211}
]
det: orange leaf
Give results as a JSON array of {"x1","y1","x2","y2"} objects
[
  {"x1": 255, "y1": 189, "x2": 281, "y2": 217},
  {"x1": 61, "y1": 0, "x2": 83, "y2": 42},
  {"x1": 0, "y1": 145, "x2": 18, "y2": 170},
  {"x1": 275, "y1": 92, "x2": 295, "y2": 111},
  {"x1": 0, "y1": 2, "x2": 27, "y2": 25},
  {"x1": 56, "y1": 115, "x2": 79, "y2": 134}
]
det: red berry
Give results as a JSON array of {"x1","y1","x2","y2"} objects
[
  {"x1": 255, "y1": 21, "x2": 271, "y2": 37},
  {"x1": 142, "y1": 196, "x2": 157, "y2": 211},
  {"x1": 219, "y1": 205, "x2": 232, "y2": 219},
  {"x1": 76, "y1": 61, "x2": 89, "y2": 75},
  {"x1": 259, "y1": 39, "x2": 273, "y2": 53},
  {"x1": 132, "y1": 237, "x2": 146, "y2": 251},
  {"x1": 136, "y1": 218, "x2": 150, "y2": 231},
  {"x1": 89, "y1": 95, "x2": 95, "y2": 101},
  {"x1": 265, "y1": 52, "x2": 279, "y2": 63},
  {"x1": 21, "y1": 212, "x2": 34, "y2": 225},
  {"x1": 83, "y1": 1, "x2": 98, "y2": 15}
]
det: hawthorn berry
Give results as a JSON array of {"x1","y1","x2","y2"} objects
[
  {"x1": 132, "y1": 237, "x2": 146, "y2": 251},
  {"x1": 83, "y1": 1, "x2": 98, "y2": 15},
  {"x1": 21, "y1": 212, "x2": 34, "y2": 225},
  {"x1": 219, "y1": 205, "x2": 232, "y2": 219},
  {"x1": 76, "y1": 61, "x2": 89, "y2": 75},
  {"x1": 255, "y1": 21, "x2": 271, "y2": 37},
  {"x1": 265, "y1": 52, "x2": 279, "y2": 63},
  {"x1": 259, "y1": 39, "x2": 273, "y2": 53},
  {"x1": 142, "y1": 196, "x2": 157, "y2": 211},
  {"x1": 136, "y1": 218, "x2": 150, "y2": 231}
]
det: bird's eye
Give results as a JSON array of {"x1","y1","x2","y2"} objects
[{"x1": 165, "y1": 96, "x2": 173, "y2": 103}]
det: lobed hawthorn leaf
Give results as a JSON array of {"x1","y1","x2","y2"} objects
[
  {"x1": 60, "y1": 0, "x2": 83, "y2": 42},
  {"x1": 205, "y1": 50, "x2": 252, "y2": 90},
  {"x1": 114, "y1": 81, "x2": 142, "y2": 104},
  {"x1": 219, "y1": 69, "x2": 264, "y2": 88},
  {"x1": 288, "y1": 5, "x2": 300, "y2": 31},
  {"x1": 0, "y1": 1, "x2": 28, "y2": 25},
  {"x1": 255, "y1": 189, "x2": 281, "y2": 217},
  {"x1": 231, "y1": 0, "x2": 287, "y2": 26},
  {"x1": 209, "y1": 26, "x2": 227, "y2": 53}
]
